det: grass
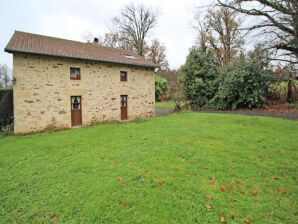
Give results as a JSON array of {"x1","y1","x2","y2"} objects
[
  {"x1": 155, "y1": 100, "x2": 175, "y2": 109},
  {"x1": 0, "y1": 112, "x2": 297, "y2": 223}
]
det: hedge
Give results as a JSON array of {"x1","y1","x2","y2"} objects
[{"x1": 0, "y1": 89, "x2": 13, "y2": 127}]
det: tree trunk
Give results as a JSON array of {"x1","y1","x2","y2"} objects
[{"x1": 287, "y1": 80, "x2": 293, "y2": 103}]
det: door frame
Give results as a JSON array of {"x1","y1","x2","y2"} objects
[{"x1": 71, "y1": 96, "x2": 82, "y2": 126}]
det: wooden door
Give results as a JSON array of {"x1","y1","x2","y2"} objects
[
  {"x1": 71, "y1": 96, "x2": 82, "y2": 126},
  {"x1": 120, "y1": 95, "x2": 128, "y2": 120}
]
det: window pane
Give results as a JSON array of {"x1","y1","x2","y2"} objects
[
  {"x1": 120, "y1": 96, "x2": 124, "y2": 107},
  {"x1": 120, "y1": 71, "x2": 127, "y2": 81},
  {"x1": 120, "y1": 95, "x2": 127, "y2": 107},
  {"x1": 71, "y1": 96, "x2": 81, "y2": 110},
  {"x1": 70, "y1": 68, "x2": 80, "y2": 80}
]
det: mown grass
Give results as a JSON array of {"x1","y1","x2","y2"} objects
[
  {"x1": 0, "y1": 112, "x2": 297, "y2": 223},
  {"x1": 155, "y1": 100, "x2": 175, "y2": 109}
]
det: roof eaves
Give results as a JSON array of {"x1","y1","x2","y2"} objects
[{"x1": 4, "y1": 48, "x2": 158, "y2": 68}]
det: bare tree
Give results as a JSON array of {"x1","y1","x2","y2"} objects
[
  {"x1": 0, "y1": 64, "x2": 12, "y2": 89},
  {"x1": 146, "y1": 39, "x2": 169, "y2": 70},
  {"x1": 111, "y1": 3, "x2": 159, "y2": 56},
  {"x1": 168, "y1": 82, "x2": 186, "y2": 111},
  {"x1": 83, "y1": 32, "x2": 125, "y2": 48},
  {"x1": 217, "y1": 0, "x2": 298, "y2": 64},
  {"x1": 159, "y1": 69, "x2": 180, "y2": 84},
  {"x1": 217, "y1": 0, "x2": 298, "y2": 102},
  {"x1": 194, "y1": 7, "x2": 244, "y2": 66},
  {"x1": 98, "y1": 33, "x2": 125, "y2": 48}
]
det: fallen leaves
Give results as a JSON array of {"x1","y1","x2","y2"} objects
[
  {"x1": 206, "y1": 195, "x2": 213, "y2": 200},
  {"x1": 279, "y1": 187, "x2": 287, "y2": 193},
  {"x1": 206, "y1": 204, "x2": 213, "y2": 210},
  {"x1": 219, "y1": 213, "x2": 242, "y2": 223},
  {"x1": 252, "y1": 189, "x2": 258, "y2": 196},
  {"x1": 117, "y1": 176, "x2": 127, "y2": 187},
  {"x1": 236, "y1": 180, "x2": 244, "y2": 185},
  {"x1": 220, "y1": 215, "x2": 227, "y2": 223},
  {"x1": 157, "y1": 180, "x2": 164, "y2": 188},
  {"x1": 220, "y1": 185, "x2": 233, "y2": 191},
  {"x1": 210, "y1": 177, "x2": 218, "y2": 184},
  {"x1": 50, "y1": 215, "x2": 60, "y2": 223}
]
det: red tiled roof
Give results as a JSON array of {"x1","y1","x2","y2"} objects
[{"x1": 5, "y1": 31, "x2": 158, "y2": 68}]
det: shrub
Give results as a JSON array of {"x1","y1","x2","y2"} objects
[
  {"x1": 180, "y1": 46, "x2": 274, "y2": 110},
  {"x1": 0, "y1": 123, "x2": 13, "y2": 136},
  {"x1": 0, "y1": 89, "x2": 13, "y2": 128},
  {"x1": 209, "y1": 62, "x2": 273, "y2": 110},
  {"x1": 180, "y1": 47, "x2": 219, "y2": 109},
  {"x1": 155, "y1": 76, "x2": 168, "y2": 101}
]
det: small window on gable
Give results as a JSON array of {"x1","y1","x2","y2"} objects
[
  {"x1": 70, "y1": 68, "x2": 80, "y2": 80},
  {"x1": 120, "y1": 71, "x2": 127, "y2": 81}
]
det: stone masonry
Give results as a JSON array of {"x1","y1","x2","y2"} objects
[{"x1": 13, "y1": 54, "x2": 155, "y2": 134}]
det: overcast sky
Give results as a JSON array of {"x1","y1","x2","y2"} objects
[{"x1": 0, "y1": 0, "x2": 215, "y2": 70}]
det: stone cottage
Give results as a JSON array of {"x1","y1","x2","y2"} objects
[{"x1": 5, "y1": 31, "x2": 157, "y2": 134}]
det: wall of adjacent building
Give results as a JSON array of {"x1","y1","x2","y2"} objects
[{"x1": 13, "y1": 53, "x2": 155, "y2": 134}]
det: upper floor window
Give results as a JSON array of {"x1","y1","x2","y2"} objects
[
  {"x1": 70, "y1": 67, "x2": 80, "y2": 80},
  {"x1": 120, "y1": 71, "x2": 127, "y2": 81}
]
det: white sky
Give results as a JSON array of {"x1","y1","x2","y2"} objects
[{"x1": 0, "y1": 0, "x2": 213, "y2": 70}]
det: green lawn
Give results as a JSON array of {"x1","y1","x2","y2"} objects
[
  {"x1": 0, "y1": 113, "x2": 297, "y2": 223},
  {"x1": 155, "y1": 100, "x2": 175, "y2": 109}
]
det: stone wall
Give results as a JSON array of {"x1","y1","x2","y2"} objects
[{"x1": 13, "y1": 54, "x2": 155, "y2": 134}]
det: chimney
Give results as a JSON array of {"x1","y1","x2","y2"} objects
[{"x1": 93, "y1": 37, "x2": 99, "y2": 44}]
